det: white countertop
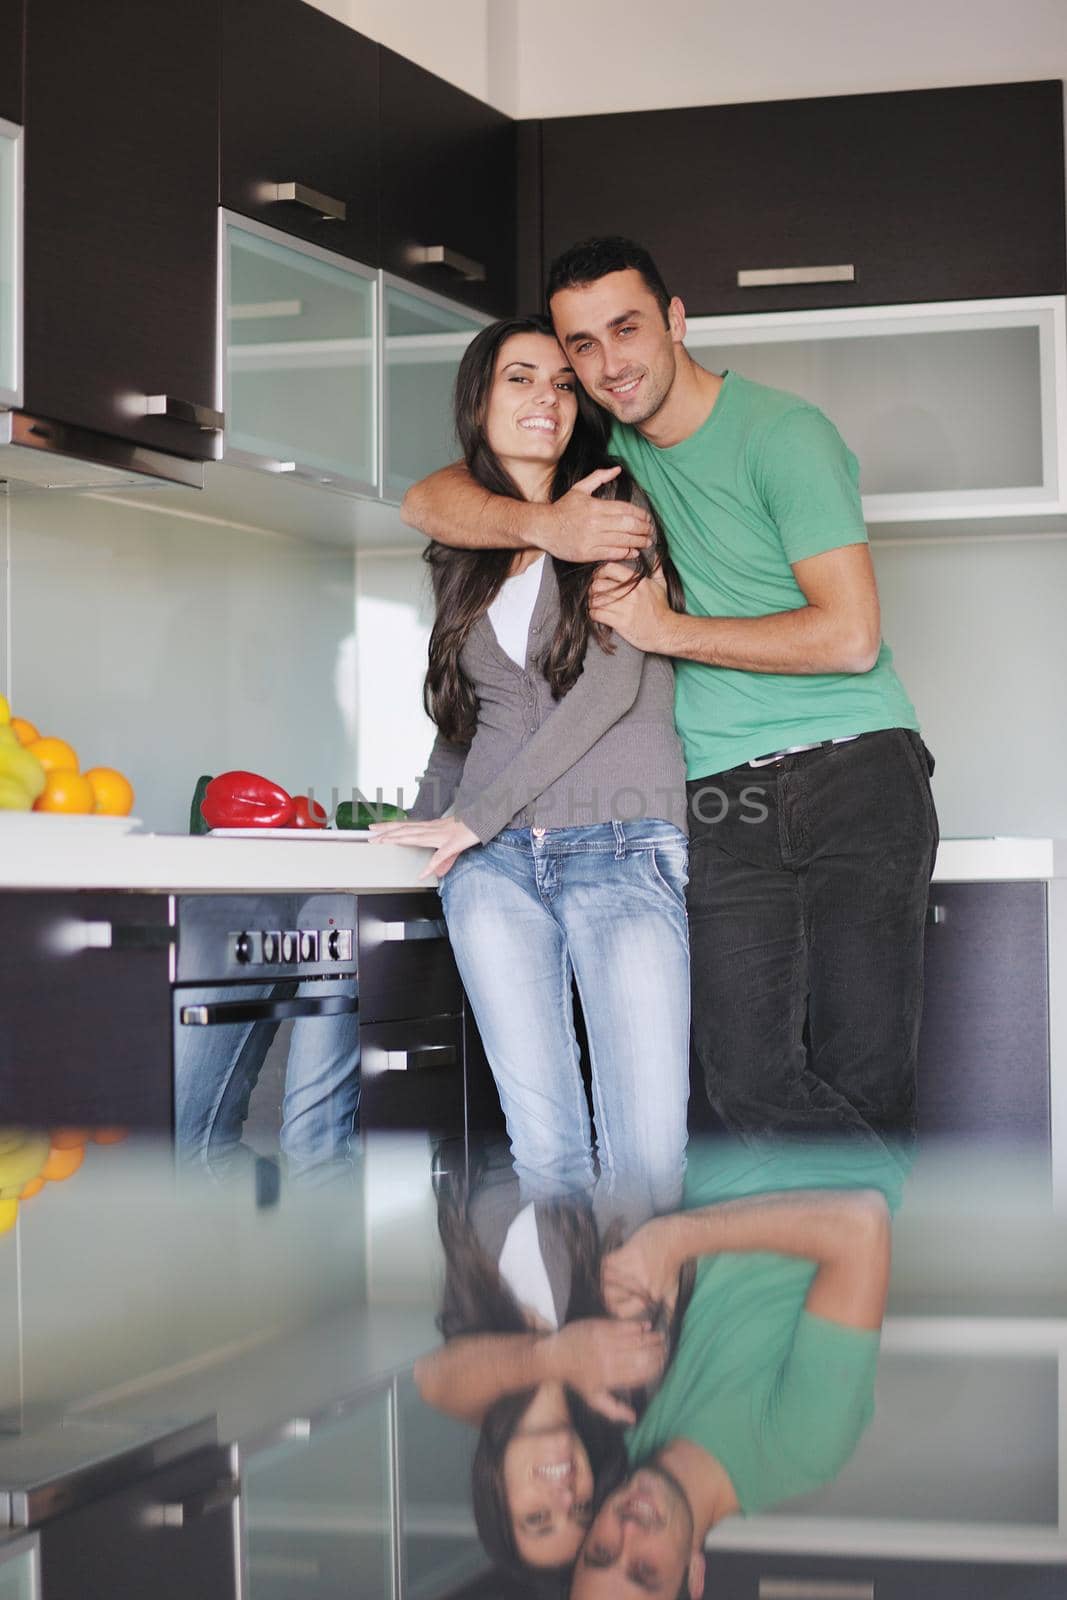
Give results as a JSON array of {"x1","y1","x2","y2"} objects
[
  {"x1": 0, "y1": 827, "x2": 1063, "y2": 892},
  {"x1": 0, "y1": 826, "x2": 436, "y2": 892}
]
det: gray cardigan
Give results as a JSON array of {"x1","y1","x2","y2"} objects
[{"x1": 408, "y1": 553, "x2": 688, "y2": 842}]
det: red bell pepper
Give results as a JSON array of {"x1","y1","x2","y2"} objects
[{"x1": 200, "y1": 770, "x2": 295, "y2": 829}]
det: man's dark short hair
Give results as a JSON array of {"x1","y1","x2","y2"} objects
[{"x1": 546, "y1": 237, "x2": 672, "y2": 327}]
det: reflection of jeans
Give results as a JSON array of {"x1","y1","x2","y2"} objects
[
  {"x1": 439, "y1": 821, "x2": 690, "y2": 1224},
  {"x1": 687, "y1": 728, "x2": 938, "y2": 1144},
  {"x1": 174, "y1": 978, "x2": 360, "y2": 1186}
]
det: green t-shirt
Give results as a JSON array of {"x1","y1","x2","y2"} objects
[
  {"x1": 625, "y1": 1140, "x2": 905, "y2": 1515},
  {"x1": 609, "y1": 372, "x2": 919, "y2": 780}
]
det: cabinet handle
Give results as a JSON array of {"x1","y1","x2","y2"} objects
[
  {"x1": 365, "y1": 1043, "x2": 458, "y2": 1073},
  {"x1": 268, "y1": 180, "x2": 346, "y2": 222},
  {"x1": 381, "y1": 918, "x2": 448, "y2": 942},
  {"x1": 144, "y1": 396, "x2": 225, "y2": 431},
  {"x1": 48, "y1": 919, "x2": 174, "y2": 955},
  {"x1": 737, "y1": 264, "x2": 855, "y2": 288},
  {"x1": 758, "y1": 1583, "x2": 874, "y2": 1600},
  {"x1": 143, "y1": 1481, "x2": 238, "y2": 1528},
  {"x1": 406, "y1": 244, "x2": 486, "y2": 283},
  {"x1": 926, "y1": 904, "x2": 947, "y2": 926}
]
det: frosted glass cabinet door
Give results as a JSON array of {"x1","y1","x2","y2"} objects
[
  {"x1": 383, "y1": 277, "x2": 488, "y2": 502},
  {"x1": 240, "y1": 1385, "x2": 395, "y2": 1600},
  {"x1": 223, "y1": 212, "x2": 377, "y2": 493},
  {"x1": 685, "y1": 297, "x2": 1067, "y2": 528},
  {"x1": 0, "y1": 1537, "x2": 39, "y2": 1600},
  {"x1": 0, "y1": 117, "x2": 22, "y2": 408}
]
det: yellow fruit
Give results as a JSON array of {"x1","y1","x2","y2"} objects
[
  {"x1": 0, "y1": 775, "x2": 33, "y2": 811},
  {"x1": 34, "y1": 770, "x2": 95, "y2": 814},
  {"x1": 0, "y1": 1132, "x2": 50, "y2": 1196},
  {"x1": 0, "y1": 742, "x2": 47, "y2": 802},
  {"x1": 0, "y1": 1198, "x2": 17, "y2": 1236},
  {"x1": 10, "y1": 717, "x2": 40, "y2": 747},
  {"x1": 0, "y1": 693, "x2": 9, "y2": 725},
  {"x1": 27, "y1": 736, "x2": 79, "y2": 773},
  {"x1": 85, "y1": 767, "x2": 135, "y2": 816}
]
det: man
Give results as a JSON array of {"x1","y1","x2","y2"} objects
[
  {"x1": 402, "y1": 236, "x2": 938, "y2": 1143},
  {"x1": 572, "y1": 1169, "x2": 895, "y2": 1599}
]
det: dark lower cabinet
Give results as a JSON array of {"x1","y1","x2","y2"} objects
[
  {"x1": 702, "y1": 1548, "x2": 1065, "y2": 1599},
  {"x1": 23, "y1": 0, "x2": 220, "y2": 459},
  {"x1": 0, "y1": 0, "x2": 22, "y2": 123},
  {"x1": 36, "y1": 1445, "x2": 237, "y2": 1600},
  {"x1": 538, "y1": 80, "x2": 1066, "y2": 316},
  {"x1": 916, "y1": 881, "x2": 1051, "y2": 1151},
  {"x1": 221, "y1": 0, "x2": 379, "y2": 265},
  {"x1": 357, "y1": 891, "x2": 504, "y2": 1145},
  {"x1": 0, "y1": 891, "x2": 175, "y2": 1130},
  {"x1": 379, "y1": 47, "x2": 517, "y2": 317}
]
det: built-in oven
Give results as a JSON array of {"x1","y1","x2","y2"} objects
[{"x1": 172, "y1": 893, "x2": 359, "y2": 1185}]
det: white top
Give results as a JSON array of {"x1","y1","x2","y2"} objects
[
  {"x1": 498, "y1": 1202, "x2": 559, "y2": 1330},
  {"x1": 487, "y1": 555, "x2": 545, "y2": 668}
]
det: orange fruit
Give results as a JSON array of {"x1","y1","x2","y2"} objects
[
  {"x1": 51, "y1": 1128, "x2": 90, "y2": 1150},
  {"x1": 41, "y1": 1144, "x2": 84, "y2": 1182},
  {"x1": 34, "y1": 770, "x2": 95, "y2": 814},
  {"x1": 19, "y1": 1177, "x2": 45, "y2": 1200},
  {"x1": 91, "y1": 1128, "x2": 128, "y2": 1145},
  {"x1": 10, "y1": 717, "x2": 39, "y2": 747},
  {"x1": 84, "y1": 767, "x2": 135, "y2": 816},
  {"x1": 27, "y1": 736, "x2": 79, "y2": 773}
]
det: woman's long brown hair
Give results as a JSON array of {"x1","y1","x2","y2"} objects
[{"x1": 423, "y1": 315, "x2": 685, "y2": 747}]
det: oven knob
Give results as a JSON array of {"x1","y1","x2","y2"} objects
[
  {"x1": 262, "y1": 931, "x2": 280, "y2": 964},
  {"x1": 281, "y1": 931, "x2": 298, "y2": 964},
  {"x1": 326, "y1": 929, "x2": 341, "y2": 961},
  {"x1": 300, "y1": 930, "x2": 319, "y2": 962},
  {"x1": 234, "y1": 932, "x2": 253, "y2": 965}
]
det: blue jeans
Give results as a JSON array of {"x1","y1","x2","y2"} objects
[
  {"x1": 174, "y1": 977, "x2": 360, "y2": 1187},
  {"x1": 439, "y1": 821, "x2": 691, "y2": 1225}
]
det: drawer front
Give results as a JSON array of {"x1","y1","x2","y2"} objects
[
  {"x1": 917, "y1": 881, "x2": 1050, "y2": 1147},
  {"x1": 38, "y1": 1446, "x2": 237, "y2": 1600},
  {"x1": 359, "y1": 1014, "x2": 466, "y2": 1135},
  {"x1": 357, "y1": 892, "x2": 461, "y2": 1024},
  {"x1": 704, "y1": 1550, "x2": 1067, "y2": 1599}
]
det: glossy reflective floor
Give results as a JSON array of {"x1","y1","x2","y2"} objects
[{"x1": 0, "y1": 1129, "x2": 1064, "y2": 1599}]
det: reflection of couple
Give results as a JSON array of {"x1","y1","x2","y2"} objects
[
  {"x1": 418, "y1": 1143, "x2": 903, "y2": 1590},
  {"x1": 375, "y1": 234, "x2": 939, "y2": 1216}
]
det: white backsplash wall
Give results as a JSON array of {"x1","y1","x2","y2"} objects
[
  {"x1": 352, "y1": 536, "x2": 1067, "y2": 841},
  {"x1": 2, "y1": 489, "x2": 359, "y2": 833},
  {"x1": 354, "y1": 544, "x2": 436, "y2": 809}
]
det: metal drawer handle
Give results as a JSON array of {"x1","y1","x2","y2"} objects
[
  {"x1": 381, "y1": 918, "x2": 448, "y2": 942},
  {"x1": 926, "y1": 904, "x2": 946, "y2": 926},
  {"x1": 145, "y1": 395, "x2": 225, "y2": 431},
  {"x1": 180, "y1": 996, "x2": 358, "y2": 1026},
  {"x1": 406, "y1": 244, "x2": 486, "y2": 283},
  {"x1": 268, "y1": 180, "x2": 346, "y2": 222},
  {"x1": 384, "y1": 1044, "x2": 457, "y2": 1073},
  {"x1": 737, "y1": 264, "x2": 855, "y2": 288},
  {"x1": 49, "y1": 919, "x2": 174, "y2": 955},
  {"x1": 759, "y1": 1582, "x2": 874, "y2": 1600},
  {"x1": 143, "y1": 1481, "x2": 238, "y2": 1528}
]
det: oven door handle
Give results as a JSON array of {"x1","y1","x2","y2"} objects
[{"x1": 179, "y1": 996, "x2": 359, "y2": 1027}]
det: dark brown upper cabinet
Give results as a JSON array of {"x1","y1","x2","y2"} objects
[
  {"x1": 0, "y1": 0, "x2": 23, "y2": 123},
  {"x1": 539, "y1": 81, "x2": 1067, "y2": 316},
  {"x1": 221, "y1": 0, "x2": 379, "y2": 265},
  {"x1": 379, "y1": 48, "x2": 517, "y2": 317},
  {"x1": 23, "y1": 0, "x2": 220, "y2": 459}
]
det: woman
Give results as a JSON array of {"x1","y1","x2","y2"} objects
[
  {"x1": 371, "y1": 316, "x2": 691, "y2": 1223},
  {"x1": 416, "y1": 1172, "x2": 680, "y2": 1574}
]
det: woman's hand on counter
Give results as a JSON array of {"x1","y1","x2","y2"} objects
[{"x1": 367, "y1": 816, "x2": 479, "y2": 878}]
